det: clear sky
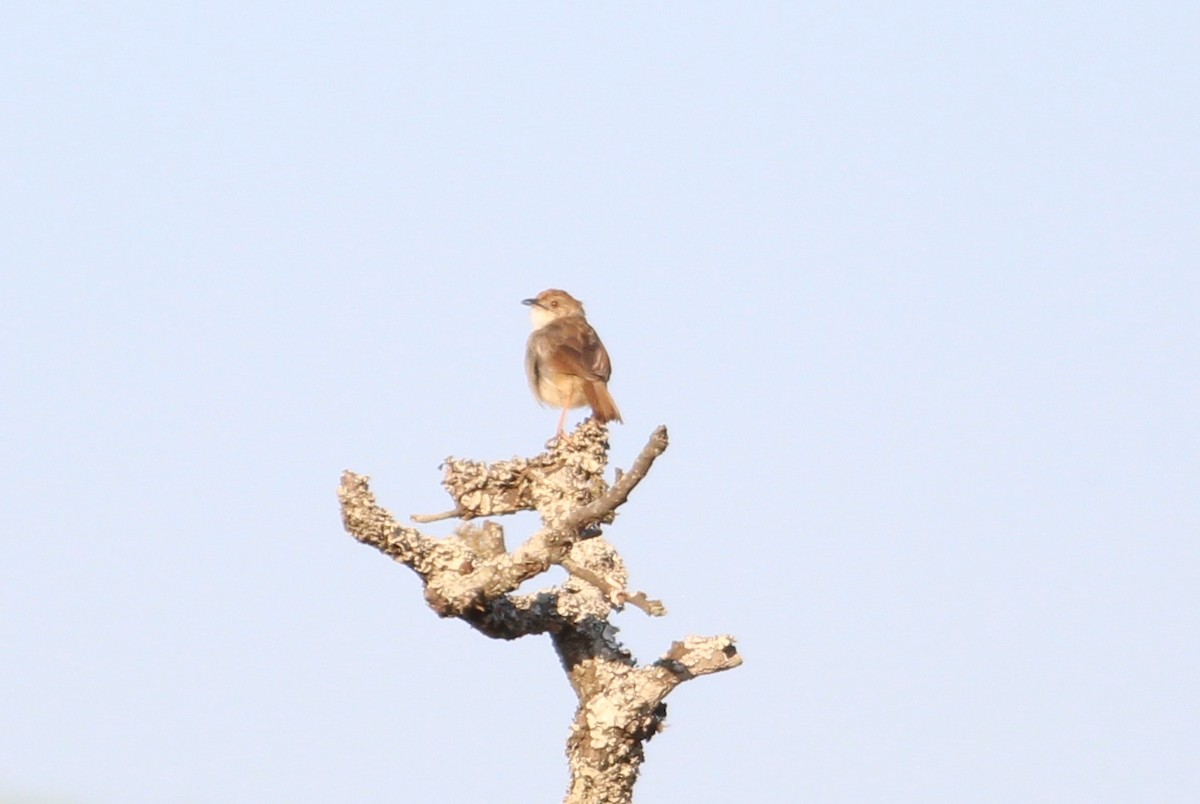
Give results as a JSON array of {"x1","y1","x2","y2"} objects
[{"x1": 3, "y1": 3, "x2": 1197, "y2": 803}]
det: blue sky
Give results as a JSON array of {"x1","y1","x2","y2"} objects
[{"x1": 3, "y1": 3, "x2": 1197, "y2": 802}]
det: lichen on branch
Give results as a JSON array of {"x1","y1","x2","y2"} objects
[{"x1": 336, "y1": 419, "x2": 740, "y2": 804}]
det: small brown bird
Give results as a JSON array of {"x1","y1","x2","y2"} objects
[{"x1": 523, "y1": 289, "x2": 622, "y2": 438}]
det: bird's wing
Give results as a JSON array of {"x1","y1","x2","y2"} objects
[{"x1": 544, "y1": 317, "x2": 612, "y2": 382}]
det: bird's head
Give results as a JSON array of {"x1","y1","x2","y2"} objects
[{"x1": 522, "y1": 289, "x2": 585, "y2": 329}]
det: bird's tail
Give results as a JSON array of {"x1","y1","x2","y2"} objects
[{"x1": 584, "y1": 381, "x2": 623, "y2": 425}]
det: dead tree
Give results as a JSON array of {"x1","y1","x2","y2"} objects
[{"x1": 337, "y1": 420, "x2": 742, "y2": 804}]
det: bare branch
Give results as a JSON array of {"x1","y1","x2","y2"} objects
[
  {"x1": 618, "y1": 591, "x2": 667, "y2": 617},
  {"x1": 653, "y1": 635, "x2": 743, "y2": 683},
  {"x1": 559, "y1": 425, "x2": 669, "y2": 533},
  {"x1": 409, "y1": 507, "x2": 465, "y2": 524},
  {"x1": 337, "y1": 471, "x2": 440, "y2": 574},
  {"x1": 336, "y1": 421, "x2": 738, "y2": 804},
  {"x1": 561, "y1": 558, "x2": 666, "y2": 617}
]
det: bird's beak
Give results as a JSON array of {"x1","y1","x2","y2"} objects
[{"x1": 522, "y1": 298, "x2": 539, "y2": 307}]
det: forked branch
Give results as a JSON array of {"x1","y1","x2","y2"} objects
[{"x1": 336, "y1": 419, "x2": 740, "y2": 804}]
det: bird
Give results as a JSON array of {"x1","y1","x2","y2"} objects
[{"x1": 523, "y1": 288, "x2": 622, "y2": 438}]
